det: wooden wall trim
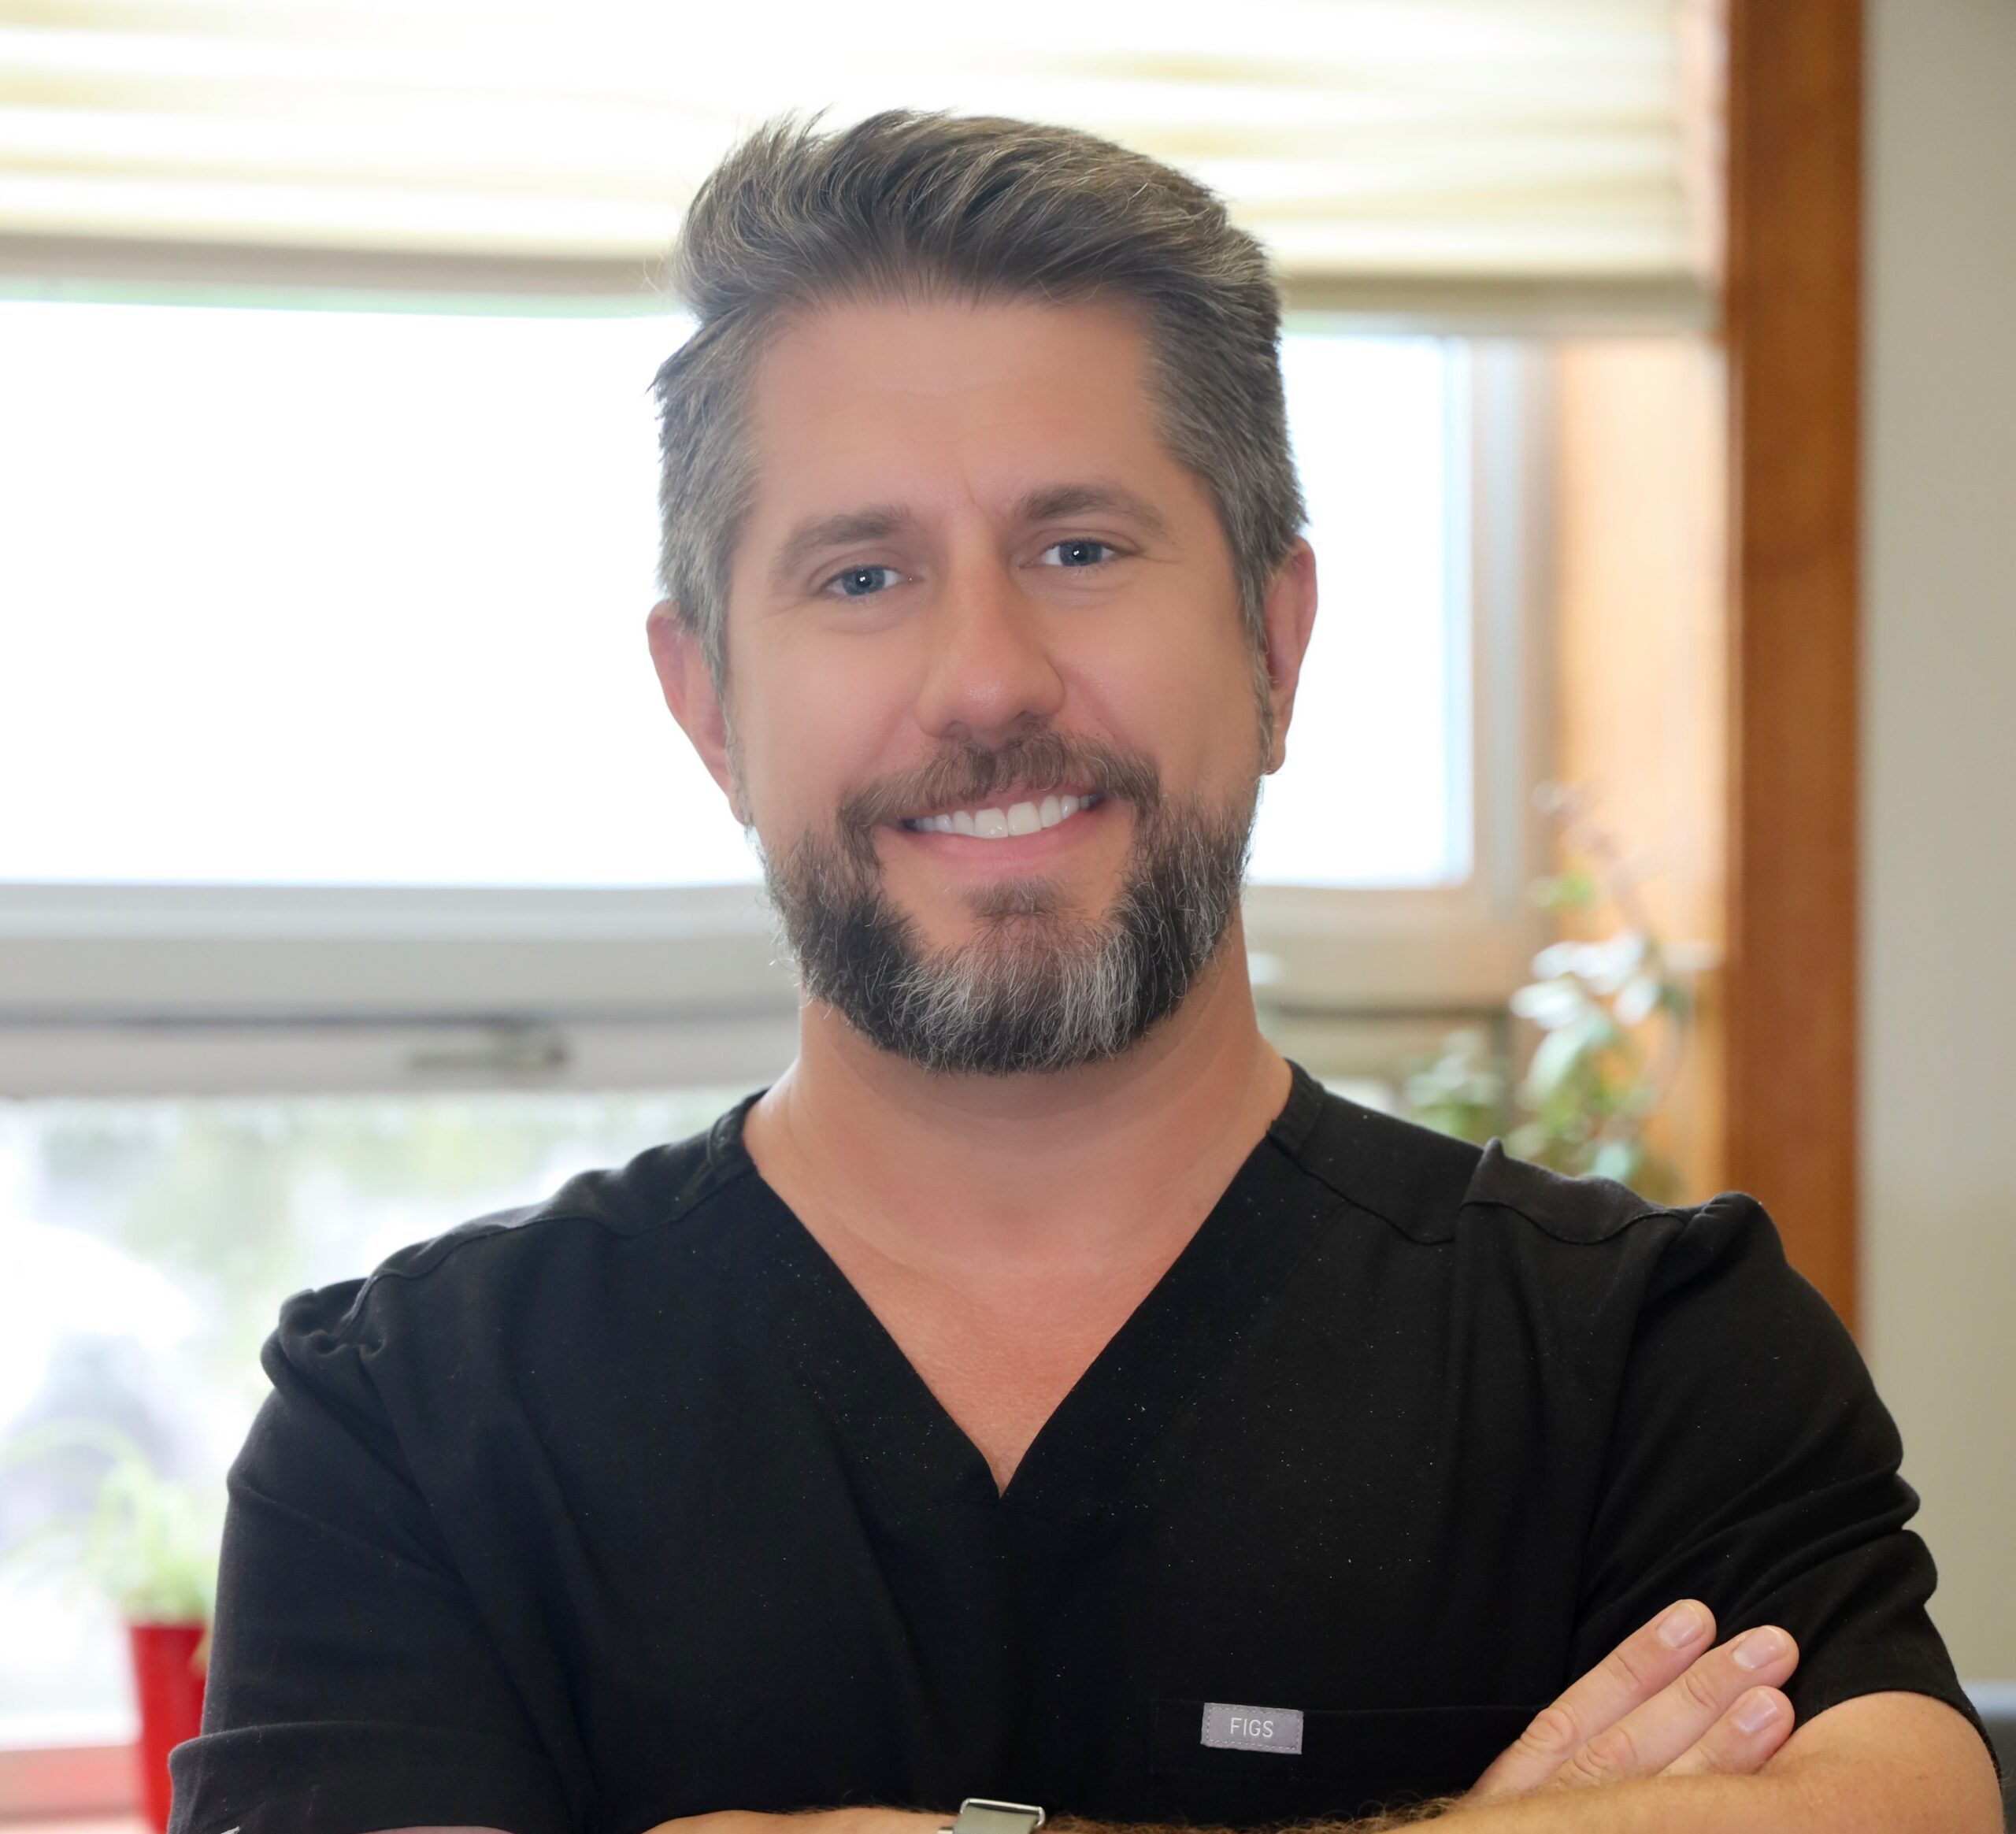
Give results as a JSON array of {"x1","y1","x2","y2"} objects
[{"x1": 1722, "y1": 0, "x2": 1864, "y2": 1329}]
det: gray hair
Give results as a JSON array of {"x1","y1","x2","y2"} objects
[{"x1": 651, "y1": 109, "x2": 1306, "y2": 714}]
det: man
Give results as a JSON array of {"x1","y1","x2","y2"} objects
[{"x1": 169, "y1": 112, "x2": 2000, "y2": 1834}]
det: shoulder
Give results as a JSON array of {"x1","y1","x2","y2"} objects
[
  {"x1": 1280, "y1": 1070, "x2": 1786, "y2": 1288},
  {"x1": 271, "y1": 1091, "x2": 767, "y2": 1358},
  {"x1": 1279, "y1": 1080, "x2": 1860, "y2": 1454}
]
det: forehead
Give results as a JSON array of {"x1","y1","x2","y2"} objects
[{"x1": 734, "y1": 294, "x2": 1183, "y2": 555}]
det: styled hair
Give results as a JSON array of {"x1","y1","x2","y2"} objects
[{"x1": 651, "y1": 108, "x2": 1306, "y2": 706}]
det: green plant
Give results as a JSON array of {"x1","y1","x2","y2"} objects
[
  {"x1": 0, "y1": 1419, "x2": 220, "y2": 1623},
  {"x1": 1401, "y1": 1027, "x2": 1509, "y2": 1149},
  {"x1": 1403, "y1": 784, "x2": 1716, "y2": 1202}
]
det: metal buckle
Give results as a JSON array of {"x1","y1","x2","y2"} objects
[{"x1": 951, "y1": 1799, "x2": 1047, "y2": 1834}]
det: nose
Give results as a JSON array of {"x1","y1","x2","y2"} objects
[{"x1": 910, "y1": 545, "x2": 1067, "y2": 748}]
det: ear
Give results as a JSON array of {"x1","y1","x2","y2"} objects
[
  {"x1": 645, "y1": 601, "x2": 747, "y2": 823},
  {"x1": 1258, "y1": 539, "x2": 1319, "y2": 775}
]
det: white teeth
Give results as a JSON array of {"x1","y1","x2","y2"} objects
[{"x1": 905, "y1": 793, "x2": 1101, "y2": 838}]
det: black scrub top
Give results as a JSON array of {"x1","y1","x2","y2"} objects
[{"x1": 167, "y1": 1061, "x2": 1993, "y2": 1834}]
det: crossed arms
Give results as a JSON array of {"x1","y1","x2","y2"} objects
[{"x1": 383, "y1": 1597, "x2": 2003, "y2": 1834}]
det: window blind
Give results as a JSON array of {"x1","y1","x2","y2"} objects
[{"x1": 0, "y1": 0, "x2": 1720, "y2": 322}]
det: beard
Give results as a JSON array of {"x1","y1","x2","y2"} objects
[{"x1": 750, "y1": 727, "x2": 1263, "y2": 1077}]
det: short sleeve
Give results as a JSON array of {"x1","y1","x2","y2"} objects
[
  {"x1": 167, "y1": 1280, "x2": 577, "y2": 1834},
  {"x1": 1568, "y1": 1191, "x2": 1999, "y2": 1780}
]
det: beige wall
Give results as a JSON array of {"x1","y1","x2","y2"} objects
[{"x1": 1862, "y1": 0, "x2": 2016, "y2": 1680}]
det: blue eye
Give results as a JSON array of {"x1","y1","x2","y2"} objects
[
  {"x1": 825, "y1": 565, "x2": 901, "y2": 598},
  {"x1": 1040, "y1": 539, "x2": 1117, "y2": 568}
]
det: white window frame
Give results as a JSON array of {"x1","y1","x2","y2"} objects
[{"x1": 0, "y1": 339, "x2": 1551, "y2": 1101}]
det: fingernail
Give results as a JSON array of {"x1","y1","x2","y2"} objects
[
  {"x1": 1734, "y1": 1690, "x2": 1785, "y2": 1733},
  {"x1": 1658, "y1": 1602, "x2": 1708, "y2": 1649},
  {"x1": 1733, "y1": 1628, "x2": 1790, "y2": 1670}
]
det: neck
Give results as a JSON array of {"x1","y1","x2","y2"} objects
[{"x1": 741, "y1": 913, "x2": 1292, "y2": 1288}]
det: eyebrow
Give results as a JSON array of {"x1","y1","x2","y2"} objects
[
  {"x1": 767, "y1": 480, "x2": 1173, "y2": 591},
  {"x1": 769, "y1": 504, "x2": 916, "y2": 592},
  {"x1": 1018, "y1": 480, "x2": 1172, "y2": 541}
]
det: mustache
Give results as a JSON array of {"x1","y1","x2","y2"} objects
[{"x1": 837, "y1": 728, "x2": 1164, "y2": 838}]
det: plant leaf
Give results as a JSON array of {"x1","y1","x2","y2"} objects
[{"x1": 1614, "y1": 973, "x2": 1661, "y2": 1028}]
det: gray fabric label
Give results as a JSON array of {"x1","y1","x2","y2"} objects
[{"x1": 1200, "y1": 1701, "x2": 1305, "y2": 1754}]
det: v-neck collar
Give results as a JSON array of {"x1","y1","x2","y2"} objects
[{"x1": 713, "y1": 1059, "x2": 1334, "y2": 1530}]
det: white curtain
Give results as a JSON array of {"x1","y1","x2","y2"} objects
[{"x1": 0, "y1": 0, "x2": 1721, "y2": 320}]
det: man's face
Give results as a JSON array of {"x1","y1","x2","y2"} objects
[{"x1": 687, "y1": 294, "x2": 1303, "y2": 1076}]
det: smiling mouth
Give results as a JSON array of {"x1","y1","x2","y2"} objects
[{"x1": 895, "y1": 791, "x2": 1106, "y2": 840}]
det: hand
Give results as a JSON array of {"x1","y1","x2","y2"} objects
[
  {"x1": 1462, "y1": 1599, "x2": 1800, "y2": 1804},
  {"x1": 643, "y1": 1810, "x2": 948, "y2": 1834}
]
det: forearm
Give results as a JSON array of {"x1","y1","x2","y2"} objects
[
  {"x1": 1047, "y1": 1806, "x2": 1457, "y2": 1834},
  {"x1": 1050, "y1": 1763, "x2": 1970, "y2": 1834}
]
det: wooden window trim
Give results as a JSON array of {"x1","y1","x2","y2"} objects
[{"x1": 1722, "y1": 0, "x2": 1864, "y2": 1330}]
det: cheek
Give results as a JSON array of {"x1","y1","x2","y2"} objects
[
  {"x1": 732, "y1": 643, "x2": 907, "y2": 818},
  {"x1": 1073, "y1": 613, "x2": 1257, "y2": 781}
]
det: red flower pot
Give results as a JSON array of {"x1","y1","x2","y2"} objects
[{"x1": 128, "y1": 1621, "x2": 207, "y2": 1833}]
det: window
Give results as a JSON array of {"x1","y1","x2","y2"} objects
[
  {"x1": 0, "y1": 297, "x2": 1547, "y2": 1768},
  {"x1": 1, "y1": 302, "x2": 727, "y2": 891},
  {"x1": 0, "y1": 299, "x2": 1546, "y2": 1087},
  {"x1": 3, "y1": 302, "x2": 1466, "y2": 893}
]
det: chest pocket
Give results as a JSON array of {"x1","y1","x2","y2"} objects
[{"x1": 1150, "y1": 1698, "x2": 1539, "y2": 1819}]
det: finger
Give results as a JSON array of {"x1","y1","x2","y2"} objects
[
  {"x1": 1658, "y1": 1686, "x2": 1797, "y2": 1777},
  {"x1": 1466, "y1": 1599, "x2": 1715, "y2": 1800},
  {"x1": 1551, "y1": 1625, "x2": 1799, "y2": 1789}
]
